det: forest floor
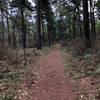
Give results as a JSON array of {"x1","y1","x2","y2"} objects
[
  {"x1": 0, "y1": 44, "x2": 100, "y2": 100},
  {"x1": 61, "y1": 46, "x2": 100, "y2": 100},
  {"x1": 18, "y1": 45, "x2": 76, "y2": 100}
]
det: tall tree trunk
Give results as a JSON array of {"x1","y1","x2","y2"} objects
[
  {"x1": 90, "y1": 0, "x2": 94, "y2": 39},
  {"x1": 72, "y1": 15, "x2": 76, "y2": 39},
  {"x1": 20, "y1": 8, "x2": 27, "y2": 65},
  {"x1": 92, "y1": 2, "x2": 96, "y2": 39},
  {"x1": 67, "y1": 16, "x2": 72, "y2": 38},
  {"x1": 90, "y1": 0, "x2": 96, "y2": 40},
  {"x1": 36, "y1": 0, "x2": 42, "y2": 49},
  {"x1": 58, "y1": 20, "x2": 63, "y2": 41},
  {"x1": 7, "y1": 14, "x2": 11, "y2": 45},
  {"x1": 83, "y1": 0, "x2": 91, "y2": 48},
  {"x1": 1, "y1": 14, "x2": 5, "y2": 40},
  {"x1": 41, "y1": 20, "x2": 45, "y2": 45},
  {"x1": 67, "y1": 17, "x2": 71, "y2": 37},
  {"x1": 47, "y1": 23, "x2": 51, "y2": 46},
  {"x1": 12, "y1": 22, "x2": 16, "y2": 48},
  {"x1": 77, "y1": 6, "x2": 83, "y2": 38}
]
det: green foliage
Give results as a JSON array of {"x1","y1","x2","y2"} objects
[
  {"x1": 80, "y1": 99, "x2": 94, "y2": 100},
  {"x1": 87, "y1": 71, "x2": 92, "y2": 76},
  {"x1": 1, "y1": 93, "x2": 15, "y2": 100},
  {"x1": 95, "y1": 67, "x2": 100, "y2": 75},
  {"x1": 80, "y1": 98, "x2": 96, "y2": 100},
  {"x1": 56, "y1": 8, "x2": 68, "y2": 16},
  {"x1": 96, "y1": 0, "x2": 100, "y2": 19},
  {"x1": 96, "y1": 22, "x2": 100, "y2": 34},
  {"x1": 65, "y1": 63, "x2": 71, "y2": 67},
  {"x1": 83, "y1": 54, "x2": 92, "y2": 59},
  {"x1": 5, "y1": 73, "x2": 21, "y2": 82},
  {"x1": 11, "y1": 0, "x2": 33, "y2": 11},
  {"x1": 60, "y1": 47, "x2": 69, "y2": 53},
  {"x1": 42, "y1": 0, "x2": 56, "y2": 29}
]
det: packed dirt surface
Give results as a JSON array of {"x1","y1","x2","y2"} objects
[{"x1": 19, "y1": 46, "x2": 76, "y2": 100}]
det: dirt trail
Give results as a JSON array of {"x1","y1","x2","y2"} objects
[{"x1": 21, "y1": 47, "x2": 76, "y2": 100}]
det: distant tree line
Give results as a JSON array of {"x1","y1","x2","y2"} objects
[{"x1": 0, "y1": 0, "x2": 100, "y2": 63}]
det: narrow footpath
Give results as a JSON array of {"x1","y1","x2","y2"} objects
[{"x1": 20, "y1": 47, "x2": 76, "y2": 100}]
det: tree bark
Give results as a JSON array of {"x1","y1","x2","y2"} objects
[
  {"x1": 83, "y1": 0, "x2": 91, "y2": 48},
  {"x1": 1, "y1": 14, "x2": 5, "y2": 40},
  {"x1": 77, "y1": 6, "x2": 83, "y2": 38},
  {"x1": 20, "y1": 8, "x2": 27, "y2": 65},
  {"x1": 36, "y1": 0, "x2": 42, "y2": 49},
  {"x1": 7, "y1": 14, "x2": 11, "y2": 45}
]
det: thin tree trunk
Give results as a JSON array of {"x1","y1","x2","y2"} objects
[
  {"x1": 1, "y1": 14, "x2": 5, "y2": 40},
  {"x1": 72, "y1": 15, "x2": 76, "y2": 39},
  {"x1": 67, "y1": 17, "x2": 72, "y2": 37},
  {"x1": 12, "y1": 22, "x2": 16, "y2": 48},
  {"x1": 7, "y1": 14, "x2": 11, "y2": 45},
  {"x1": 41, "y1": 20, "x2": 45, "y2": 45},
  {"x1": 68, "y1": 16, "x2": 73, "y2": 38}
]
